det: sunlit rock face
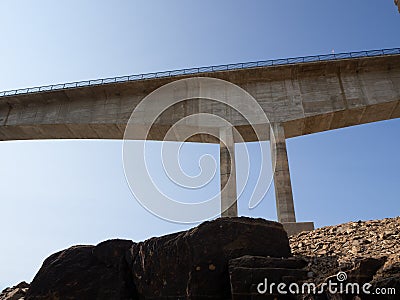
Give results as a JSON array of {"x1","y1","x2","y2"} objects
[{"x1": 290, "y1": 217, "x2": 400, "y2": 300}]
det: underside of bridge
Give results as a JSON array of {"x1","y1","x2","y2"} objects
[{"x1": 1, "y1": 50, "x2": 399, "y2": 235}]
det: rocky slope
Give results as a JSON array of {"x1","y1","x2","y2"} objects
[
  {"x1": 0, "y1": 282, "x2": 29, "y2": 300},
  {"x1": 1, "y1": 216, "x2": 399, "y2": 299},
  {"x1": 290, "y1": 217, "x2": 399, "y2": 279},
  {"x1": 290, "y1": 217, "x2": 400, "y2": 299}
]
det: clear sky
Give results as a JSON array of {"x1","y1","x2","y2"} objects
[{"x1": 0, "y1": 0, "x2": 399, "y2": 290}]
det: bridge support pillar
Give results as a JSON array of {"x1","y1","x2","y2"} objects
[
  {"x1": 220, "y1": 126, "x2": 238, "y2": 217},
  {"x1": 270, "y1": 123, "x2": 296, "y2": 223},
  {"x1": 270, "y1": 123, "x2": 314, "y2": 235}
]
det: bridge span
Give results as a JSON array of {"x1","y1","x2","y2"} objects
[{"x1": 1, "y1": 49, "x2": 399, "y2": 234}]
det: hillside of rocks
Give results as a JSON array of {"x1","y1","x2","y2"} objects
[
  {"x1": 290, "y1": 217, "x2": 399, "y2": 281},
  {"x1": 1, "y1": 216, "x2": 399, "y2": 299},
  {"x1": 289, "y1": 216, "x2": 400, "y2": 299}
]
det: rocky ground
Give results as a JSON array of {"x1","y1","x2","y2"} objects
[
  {"x1": 290, "y1": 217, "x2": 400, "y2": 286},
  {"x1": 0, "y1": 282, "x2": 29, "y2": 300},
  {"x1": 1, "y1": 216, "x2": 399, "y2": 299}
]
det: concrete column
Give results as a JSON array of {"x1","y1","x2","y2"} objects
[
  {"x1": 270, "y1": 123, "x2": 296, "y2": 223},
  {"x1": 220, "y1": 126, "x2": 238, "y2": 217}
]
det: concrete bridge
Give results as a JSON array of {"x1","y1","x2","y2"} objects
[{"x1": 1, "y1": 48, "x2": 399, "y2": 234}]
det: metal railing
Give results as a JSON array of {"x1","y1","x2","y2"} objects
[{"x1": 1, "y1": 48, "x2": 399, "y2": 98}]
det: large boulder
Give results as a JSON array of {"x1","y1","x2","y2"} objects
[
  {"x1": 23, "y1": 217, "x2": 291, "y2": 299},
  {"x1": 228, "y1": 256, "x2": 308, "y2": 299},
  {"x1": 26, "y1": 239, "x2": 137, "y2": 300},
  {"x1": 128, "y1": 217, "x2": 291, "y2": 299}
]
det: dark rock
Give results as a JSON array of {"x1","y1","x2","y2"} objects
[
  {"x1": 0, "y1": 282, "x2": 29, "y2": 300},
  {"x1": 128, "y1": 217, "x2": 290, "y2": 299},
  {"x1": 26, "y1": 239, "x2": 137, "y2": 300},
  {"x1": 366, "y1": 276, "x2": 400, "y2": 300},
  {"x1": 10, "y1": 216, "x2": 398, "y2": 300},
  {"x1": 229, "y1": 255, "x2": 307, "y2": 269},
  {"x1": 12, "y1": 282, "x2": 29, "y2": 290},
  {"x1": 230, "y1": 267, "x2": 306, "y2": 299},
  {"x1": 347, "y1": 257, "x2": 386, "y2": 283},
  {"x1": 229, "y1": 256, "x2": 307, "y2": 299}
]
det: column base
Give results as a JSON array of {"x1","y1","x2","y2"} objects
[
  {"x1": 282, "y1": 222, "x2": 315, "y2": 236},
  {"x1": 221, "y1": 205, "x2": 238, "y2": 217}
]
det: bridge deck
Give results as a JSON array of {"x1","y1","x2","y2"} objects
[{"x1": 0, "y1": 49, "x2": 399, "y2": 142}]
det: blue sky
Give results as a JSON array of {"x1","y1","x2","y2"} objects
[{"x1": 0, "y1": 0, "x2": 399, "y2": 290}]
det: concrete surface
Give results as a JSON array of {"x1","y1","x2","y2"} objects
[
  {"x1": 283, "y1": 222, "x2": 315, "y2": 236},
  {"x1": 270, "y1": 123, "x2": 296, "y2": 223},
  {"x1": 0, "y1": 55, "x2": 399, "y2": 142},
  {"x1": 219, "y1": 126, "x2": 238, "y2": 217},
  {"x1": 1, "y1": 54, "x2": 399, "y2": 230}
]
